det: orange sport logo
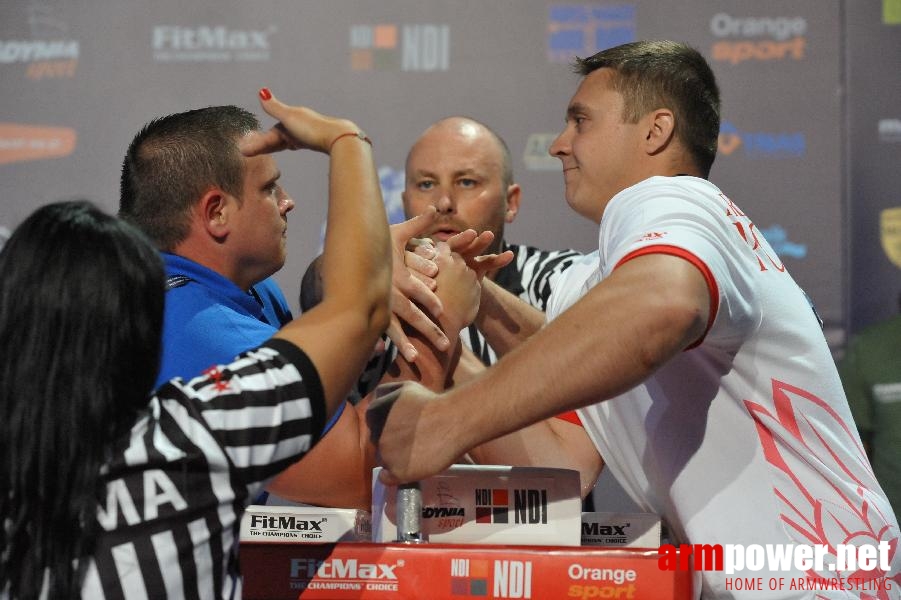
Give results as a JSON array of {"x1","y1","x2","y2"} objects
[
  {"x1": 0, "y1": 124, "x2": 77, "y2": 165},
  {"x1": 709, "y1": 12, "x2": 808, "y2": 65}
]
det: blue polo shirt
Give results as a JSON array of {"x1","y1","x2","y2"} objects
[
  {"x1": 156, "y1": 253, "x2": 294, "y2": 388},
  {"x1": 158, "y1": 253, "x2": 346, "y2": 440}
]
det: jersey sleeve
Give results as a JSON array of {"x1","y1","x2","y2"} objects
[
  {"x1": 600, "y1": 179, "x2": 762, "y2": 349},
  {"x1": 166, "y1": 338, "x2": 328, "y2": 494},
  {"x1": 554, "y1": 410, "x2": 583, "y2": 426},
  {"x1": 546, "y1": 251, "x2": 601, "y2": 321}
]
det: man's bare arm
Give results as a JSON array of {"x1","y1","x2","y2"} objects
[
  {"x1": 455, "y1": 345, "x2": 603, "y2": 498},
  {"x1": 471, "y1": 278, "x2": 547, "y2": 358},
  {"x1": 368, "y1": 252, "x2": 711, "y2": 484},
  {"x1": 469, "y1": 419, "x2": 603, "y2": 499},
  {"x1": 267, "y1": 244, "x2": 479, "y2": 508},
  {"x1": 249, "y1": 96, "x2": 392, "y2": 416}
]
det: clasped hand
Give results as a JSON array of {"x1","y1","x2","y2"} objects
[{"x1": 387, "y1": 210, "x2": 514, "y2": 361}]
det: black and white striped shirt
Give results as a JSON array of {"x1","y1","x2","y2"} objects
[
  {"x1": 464, "y1": 242, "x2": 582, "y2": 365},
  {"x1": 78, "y1": 339, "x2": 325, "y2": 599}
]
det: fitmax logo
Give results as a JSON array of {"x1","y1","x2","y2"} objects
[
  {"x1": 290, "y1": 558, "x2": 401, "y2": 580},
  {"x1": 153, "y1": 26, "x2": 274, "y2": 62},
  {"x1": 248, "y1": 514, "x2": 324, "y2": 531},
  {"x1": 582, "y1": 523, "x2": 629, "y2": 536}
]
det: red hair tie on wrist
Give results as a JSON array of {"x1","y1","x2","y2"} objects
[{"x1": 329, "y1": 131, "x2": 372, "y2": 152}]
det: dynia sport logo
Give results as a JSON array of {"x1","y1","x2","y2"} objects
[{"x1": 0, "y1": 40, "x2": 79, "y2": 80}]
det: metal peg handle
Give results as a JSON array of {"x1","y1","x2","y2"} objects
[{"x1": 396, "y1": 482, "x2": 424, "y2": 543}]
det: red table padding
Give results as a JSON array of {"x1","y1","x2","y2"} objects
[{"x1": 241, "y1": 541, "x2": 693, "y2": 599}]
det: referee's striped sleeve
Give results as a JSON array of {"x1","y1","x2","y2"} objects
[
  {"x1": 513, "y1": 246, "x2": 582, "y2": 310},
  {"x1": 179, "y1": 339, "x2": 327, "y2": 489}
]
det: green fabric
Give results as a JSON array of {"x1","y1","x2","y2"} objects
[{"x1": 838, "y1": 314, "x2": 901, "y2": 514}]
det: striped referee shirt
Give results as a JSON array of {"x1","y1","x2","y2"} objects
[
  {"x1": 464, "y1": 241, "x2": 582, "y2": 365},
  {"x1": 77, "y1": 339, "x2": 326, "y2": 599}
]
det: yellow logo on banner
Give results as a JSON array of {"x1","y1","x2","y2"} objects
[
  {"x1": 880, "y1": 207, "x2": 901, "y2": 269},
  {"x1": 885, "y1": 0, "x2": 901, "y2": 24}
]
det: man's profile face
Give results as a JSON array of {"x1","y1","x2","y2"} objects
[
  {"x1": 228, "y1": 135, "x2": 294, "y2": 283},
  {"x1": 549, "y1": 68, "x2": 645, "y2": 223},
  {"x1": 402, "y1": 119, "x2": 518, "y2": 256}
]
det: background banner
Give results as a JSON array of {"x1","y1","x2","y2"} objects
[{"x1": 1, "y1": 0, "x2": 899, "y2": 347}]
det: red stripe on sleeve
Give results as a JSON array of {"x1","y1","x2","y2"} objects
[
  {"x1": 554, "y1": 410, "x2": 583, "y2": 426},
  {"x1": 614, "y1": 244, "x2": 719, "y2": 349}
]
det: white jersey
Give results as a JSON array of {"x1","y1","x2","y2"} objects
[{"x1": 547, "y1": 176, "x2": 900, "y2": 599}]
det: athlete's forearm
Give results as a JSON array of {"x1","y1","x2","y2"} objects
[
  {"x1": 435, "y1": 253, "x2": 710, "y2": 458},
  {"x1": 473, "y1": 278, "x2": 546, "y2": 357}
]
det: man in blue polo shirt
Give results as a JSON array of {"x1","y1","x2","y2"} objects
[
  {"x1": 119, "y1": 104, "x2": 387, "y2": 509},
  {"x1": 119, "y1": 103, "x2": 507, "y2": 509},
  {"x1": 120, "y1": 106, "x2": 297, "y2": 388}
]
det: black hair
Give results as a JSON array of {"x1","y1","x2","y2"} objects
[
  {"x1": 0, "y1": 200, "x2": 165, "y2": 598},
  {"x1": 574, "y1": 40, "x2": 721, "y2": 176},
  {"x1": 119, "y1": 105, "x2": 260, "y2": 250}
]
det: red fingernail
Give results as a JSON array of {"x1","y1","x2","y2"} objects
[{"x1": 259, "y1": 87, "x2": 272, "y2": 100}]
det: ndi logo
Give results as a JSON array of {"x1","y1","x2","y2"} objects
[
  {"x1": 450, "y1": 559, "x2": 532, "y2": 598},
  {"x1": 547, "y1": 4, "x2": 636, "y2": 64},
  {"x1": 350, "y1": 24, "x2": 449, "y2": 71},
  {"x1": 475, "y1": 488, "x2": 509, "y2": 524},
  {"x1": 450, "y1": 558, "x2": 490, "y2": 596},
  {"x1": 494, "y1": 560, "x2": 533, "y2": 599},
  {"x1": 153, "y1": 25, "x2": 275, "y2": 63},
  {"x1": 475, "y1": 488, "x2": 548, "y2": 524}
]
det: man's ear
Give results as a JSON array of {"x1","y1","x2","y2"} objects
[
  {"x1": 504, "y1": 183, "x2": 522, "y2": 223},
  {"x1": 199, "y1": 187, "x2": 231, "y2": 239},
  {"x1": 644, "y1": 108, "x2": 675, "y2": 156}
]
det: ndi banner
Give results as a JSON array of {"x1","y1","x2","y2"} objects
[{"x1": 0, "y1": 0, "x2": 883, "y2": 348}]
